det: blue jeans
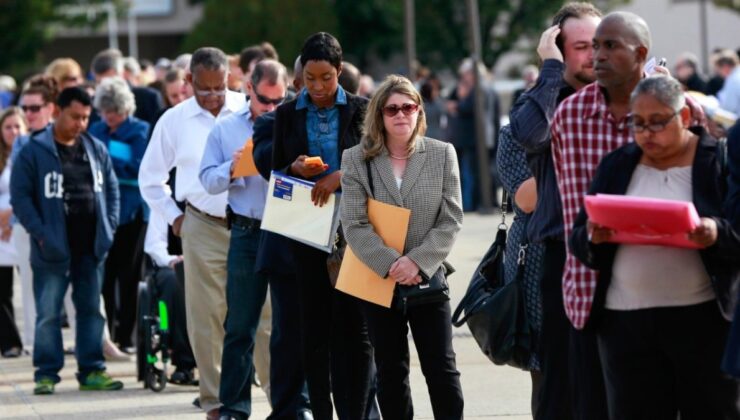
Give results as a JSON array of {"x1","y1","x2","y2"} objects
[
  {"x1": 32, "y1": 254, "x2": 106, "y2": 383},
  {"x1": 220, "y1": 223, "x2": 269, "y2": 418}
]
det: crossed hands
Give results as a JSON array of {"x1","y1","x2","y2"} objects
[{"x1": 389, "y1": 256, "x2": 422, "y2": 286}]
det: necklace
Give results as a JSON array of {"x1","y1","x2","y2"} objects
[{"x1": 389, "y1": 153, "x2": 410, "y2": 160}]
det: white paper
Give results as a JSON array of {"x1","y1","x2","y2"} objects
[{"x1": 261, "y1": 171, "x2": 340, "y2": 253}]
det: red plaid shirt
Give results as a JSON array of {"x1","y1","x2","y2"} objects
[{"x1": 551, "y1": 82, "x2": 705, "y2": 329}]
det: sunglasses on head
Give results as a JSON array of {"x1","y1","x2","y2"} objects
[
  {"x1": 382, "y1": 103, "x2": 419, "y2": 117},
  {"x1": 254, "y1": 92, "x2": 285, "y2": 106},
  {"x1": 21, "y1": 105, "x2": 43, "y2": 113}
]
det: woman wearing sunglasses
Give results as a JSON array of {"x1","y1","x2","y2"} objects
[
  {"x1": 570, "y1": 76, "x2": 740, "y2": 419},
  {"x1": 340, "y1": 75, "x2": 464, "y2": 419}
]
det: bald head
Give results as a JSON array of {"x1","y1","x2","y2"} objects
[
  {"x1": 600, "y1": 12, "x2": 651, "y2": 51},
  {"x1": 293, "y1": 55, "x2": 304, "y2": 91}
]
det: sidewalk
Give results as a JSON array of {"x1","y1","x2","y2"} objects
[{"x1": 0, "y1": 212, "x2": 533, "y2": 419}]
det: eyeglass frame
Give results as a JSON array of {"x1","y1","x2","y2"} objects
[
  {"x1": 21, "y1": 104, "x2": 44, "y2": 113},
  {"x1": 191, "y1": 76, "x2": 227, "y2": 97},
  {"x1": 382, "y1": 103, "x2": 420, "y2": 118},
  {"x1": 253, "y1": 91, "x2": 285, "y2": 106},
  {"x1": 627, "y1": 110, "x2": 680, "y2": 134}
]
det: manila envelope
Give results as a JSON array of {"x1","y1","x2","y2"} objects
[
  {"x1": 231, "y1": 138, "x2": 258, "y2": 178},
  {"x1": 335, "y1": 198, "x2": 410, "y2": 307}
]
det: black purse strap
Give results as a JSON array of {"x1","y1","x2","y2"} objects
[{"x1": 365, "y1": 159, "x2": 375, "y2": 199}]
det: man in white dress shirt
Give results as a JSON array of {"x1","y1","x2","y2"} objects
[{"x1": 139, "y1": 47, "x2": 245, "y2": 419}]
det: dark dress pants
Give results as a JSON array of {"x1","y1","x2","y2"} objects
[
  {"x1": 152, "y1": 264, "x2": 195, "y2": 370},
  {"x1": 598, "y1": 301, "x2": 740, "y2": 420},
  {"x1": 363, "y1": 299, "x2": 464, "y2": 420},
  {"x1": 535, "y1": 240, "x2": 572, "y2": 420},
  {"x1": 103, "y1": 215, "x2": 147, "y2": 347},
  {"x1": 291, "y1": 242, "x2": 373, "y2": 420},
  {"x1": 0, "y1": 266, "x2": 22, "y2": 352}
]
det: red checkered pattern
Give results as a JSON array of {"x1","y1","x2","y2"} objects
[{"x1": 550, "y1": 82, "x2": 705, "y2": 329}]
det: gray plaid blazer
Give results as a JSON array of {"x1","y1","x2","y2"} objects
[{"x1": 340, "y1": 136, "x2": 463, "y2": 279}]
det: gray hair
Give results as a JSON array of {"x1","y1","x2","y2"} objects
[
  {"x1": 93, "y1": 77, "x2": 136, "y2": 116},
  {"x1": 630, "y1": 76, "x2": 685, "y2": 111},
  {"x1": 190, "y1": 47, "x2": 228, "y2": 74},
  {"x1": 251, "y1": 59, "x2": 288, "y2": 88},
  {"x1": 123, "y1": 57, "x2": 141, "y2": 76},
  {"x1": 601, "y1": 12, "x2": 651, "y2": 52},
  {"x1": 91, "y1": 49, "x2": 124, "y2": 76}
]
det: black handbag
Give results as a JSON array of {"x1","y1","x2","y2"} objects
[
  {"x1": 451, "y1": 193, "x2": 533, "y2": 370},
  {"x1": 364, "y1": 159, "x2": 450, "y2": 313}
]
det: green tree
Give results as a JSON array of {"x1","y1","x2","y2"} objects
[
  {"x1": 181, "y1": 0, "x2": 338, "y2": 67},
  {"x1": 0, "y1": 0, "x2": 115, "y2": 76}
]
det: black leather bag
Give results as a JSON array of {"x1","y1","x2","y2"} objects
[
  {"x1": 451, "y1": 195, "x2": 533, "y2": 369},
  {"x1": 393, "y1": 265, "x2": 451, "y2": 313}
]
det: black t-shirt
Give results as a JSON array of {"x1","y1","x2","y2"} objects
[{"x1": 55, "y1": 139, "x2": 97, "y2": 255}]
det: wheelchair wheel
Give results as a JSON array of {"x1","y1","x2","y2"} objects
[
  {"x1": 147, "y1": 367, "x2": 167, "y2": 392},
  {"x1": 136, "y1": 281, "x2": 152, "y2": 384}
]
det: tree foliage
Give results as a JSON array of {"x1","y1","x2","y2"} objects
[
  {"x1": 712, "y1": 0, "x2": 740, "y2": 12},
  {"x1": 0, "y1": 0, "x2": 116, "y2": 76},
  {"x1": 181, "y1": 0, "x2": 338, "y2": 67}
]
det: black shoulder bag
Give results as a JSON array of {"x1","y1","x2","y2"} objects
[
  {"x1": 451, "y1": 193, "x2": 533, "y2": 370},
  {"x1": 364, "y1": 159, "x2": 450, "y2": 314}
]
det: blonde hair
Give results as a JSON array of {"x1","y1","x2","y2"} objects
[
  {"x1": 362, "y1": 75, "x2": 426, "y2": 160},
  {"x1": 45, "y1": 58, "x2": 82, "y2": 86}
]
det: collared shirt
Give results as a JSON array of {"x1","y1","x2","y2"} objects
[
  {"x1": 296, "y1": 86, "x2": 347, "y2": 178},
  {"x1": 144, "y1": 208, "x2": 178, "y2": 268},
  {"x1": 509, "y1": 59, "x2": 575, "y2": 242},
  {"x1": 719, "y1": 66, "x2": 740, "y2": 116},
  {"x1": 199, "y1": 102, "x2": 268, "y2": 219},
  {"x1": 551, "y1": 82, "x2": 706, "y2": 329},
  {"x1": 139, "y1": 91, "x2": 246, "y2": 224}
]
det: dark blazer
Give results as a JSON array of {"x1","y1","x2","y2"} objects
[
  {"x1": 570, "y1": 128, "x2": 740, "y2": 326},
  {"x1": 132, "y1": 86, "x2": 165, "y2": 127},
  {"x1": 726, "y1": 120, "x2": 740, "y2": 228},
  {"x1": 272, "y1": 92, "x2": 368, "y2": 177},
  {"x1": 251, "y1": 111, "x2": 295, "y2": 277}
]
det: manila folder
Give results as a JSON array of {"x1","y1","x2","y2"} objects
[
  {"x1": 231, "y1": 138, "x2": 259, "y2": 178},
  {"x1": 335, "y1": 198, "x2": 410, "y2": 308}
]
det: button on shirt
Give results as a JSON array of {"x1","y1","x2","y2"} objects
[
  {"x1": 199, "y1": 103, "x2": 268, "y2": 219},
  {"x1": 551, "y1": 82, "x2": 706, "y2": 329},
  {"x1": 296, "y1": 86, "x2": 346, "y2": 179},
  {"x1": 139, "y1": 92, "x2": 246, "y2": 224}
]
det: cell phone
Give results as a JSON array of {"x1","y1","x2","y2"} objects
[
  {"x1": 305, "y1": 156, "x2": 325, "y2": 167},
  {"x1": 645, "y1": 57, "x2": 667, "y2": 75}
]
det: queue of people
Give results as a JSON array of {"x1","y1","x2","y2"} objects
[{"x1": 0, "y1": 5, "x2": 738, "y2": 419}]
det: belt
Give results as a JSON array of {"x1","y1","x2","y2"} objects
[
  {"x1": 186, "y1": 202, "x2": 228, "y2": 225},
  {"x1": 232, "y1": 213, "x2": 261, "y2": 230}
]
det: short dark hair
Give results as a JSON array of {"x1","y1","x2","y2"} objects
[
  {"x1": 57, "y1": 86, "x2": 92, "y2": 109},
  {"x1": 338, "y1": 61, "x2": 361, "y2": 95},
  {"x1": 91, "y1": 49, "x2": 124, "y2": 76},
  {"x1": 239, "y1": 46, "x2": 266, "y2": 73},
  {"x1": 190, "y1": 47, "x2": 228, "y2": 74},
  {"x1": 300, "y1": 32, "x2": 342, "y2": 70},
  {"x1": 552, "y1": 2, "x2": 603, "y2": 56}
]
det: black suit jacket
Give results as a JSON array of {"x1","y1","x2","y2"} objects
[
  {"x1": 132, "y1": 86, "x2": 165, "y2": 127},
  {"x1": 570, "y1": 128, "x2": 740, "y2": 326},
  {"x1": 272, "y1": 92, "x2": 368, "y2": 177}
]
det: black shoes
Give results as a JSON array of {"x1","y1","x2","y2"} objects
[{"x1": 170, "y1": 368, "x2": 199, "y2": 386}]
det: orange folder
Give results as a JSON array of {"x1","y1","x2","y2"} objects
[
  {"x1": 335, "y1": 198, "x2": 411, "y2": 308},
  {"x1": 231, "y1": 138, "x2": 258, "y2": 178}
]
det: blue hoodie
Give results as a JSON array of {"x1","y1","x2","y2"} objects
[{"x1": 10, "y1": 125, "x2": 119, "y2": 271}]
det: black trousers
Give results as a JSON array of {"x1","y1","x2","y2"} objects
[
  {"x1": 535, "y1": 240, "x2": 572, "y2": 420},
  {"x1": 291, "y1": 242, "x2": 373, "y2": 420},
  {"x1": 598, "y1": 301, "x2": 740, "y2": 420},
  {"x1": 152, "y1": 264, "x2": 195, "y2": 369},
  {"x1": 363, "y1": 299, "x2": 464, "y2": 420},
  {"x1": 103, "y1": 216, "x2": 146, "y2": 347},
  {"x1": 0, "y1": 266, "x2": 22, "y2": 352},
  {"x1": 569, "y1": 325, "x2": 608, "y2": 420}
]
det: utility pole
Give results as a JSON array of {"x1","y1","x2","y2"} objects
[
  {"x1": 465, "y1": 0, "x2": 494, "y2": 213},
  {"x1": 404, "y1": 0, "x2": 416, "y2": 81}
]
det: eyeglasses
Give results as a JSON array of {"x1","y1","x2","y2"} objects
[
  {"x1": 382, "y1": 103, "x2": 419, "y2": 117},
  {"x1": 21, "y1": 105, "x2": 43, "y2": 113},
  {"x1": 628, "y1": 111, "x2": 679, "y2": 134},
  {"x1": 191, "y1": 79, "x2": 227, "y2": 97},
  {"x1": 254, "y1": 92, "x2": 285, "y2": 106}
]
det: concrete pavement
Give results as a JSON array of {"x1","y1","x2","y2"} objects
[{"x1": 0, "y1": 212, "x2": 534, "y2": 419}]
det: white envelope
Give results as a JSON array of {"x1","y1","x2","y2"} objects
[{"x1": 261, "y1": 171, "x2": 340, "y2": 253}]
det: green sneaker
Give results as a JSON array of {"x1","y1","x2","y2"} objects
[
  {"x1": 79, "y1": 370, "x2": 124, "y2": 391},
  {"x1": 34, "y1": 378, "x2": 55, "y2": 395}
]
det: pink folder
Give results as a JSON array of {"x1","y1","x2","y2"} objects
[{"x1": 584, "y1": 194, "x2": 702, "y2": 249}]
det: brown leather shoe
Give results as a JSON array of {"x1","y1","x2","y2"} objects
[{"x1": 205, "y1": 408, "x2": 219, "y2": 420}]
